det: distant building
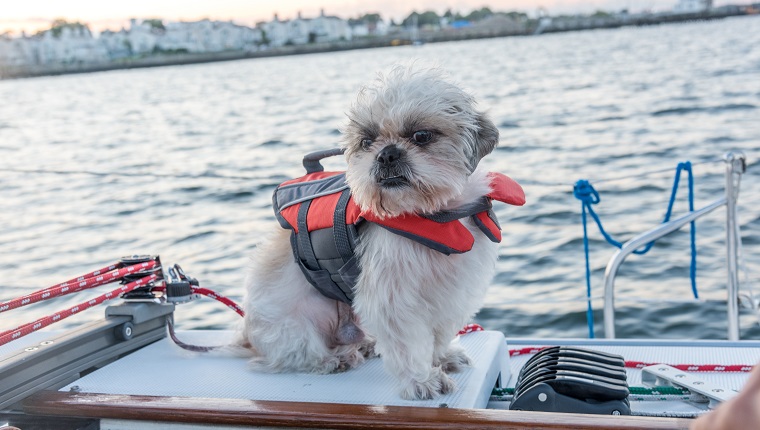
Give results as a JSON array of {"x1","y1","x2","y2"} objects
[
  {"x1": 449, "y1": 20, "x2": 473, "y2": 29},
  {"x1": 350, "y1": 18, "x2": 389, "y2": 37},
  {"x1": 159, "y1": 20, "x2": 262, "y2": 53},
  {"x1": 471, "y1": 15, "x2": 524, "y2": 33},
  {"x1": 310, "y1": 10, "x2": 353, "y2": 42},
  {"x1": 260, "y1": 14, "x2": 290, "y2": 47},
  {"x1": 260, "y1": 14, "x2": 309, "y2": 46},
  {"x1": 125, "y1": 19, "x2": 159, "y2": 55},
  {"x1": 1, "y1": 11, "x2": 358, "y2": 70},
  {"x1": 1, "y1": 24, "x2": 109, "y2": 66},
  {"x1": 262, "y1": 10, "x2": 351, "y2": 46},
  {"x1": 0, "y1": 34, "x2": 29, "y2": 66},
  {"x1": 673, "y1": 0, "x2": 712, "y2": 13}
]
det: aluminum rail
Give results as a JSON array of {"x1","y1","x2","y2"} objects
[
  {"x1": 603, "y1": 151, "x2": 746, "y2": 340},
  {"x1": 0, "y1": 302, "x2": 174, "y2": 410},
  {"x1": 724, "y1": 151, "x2": 746, "y2": 341}
]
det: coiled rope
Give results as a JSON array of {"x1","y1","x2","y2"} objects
[{"x1": 573, "y1": 161, "x2": 697, "y2": 338}]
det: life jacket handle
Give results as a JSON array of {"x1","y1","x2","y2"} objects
[{"x1": 303, "y1": 148, "x2": 346, "y2": 174}]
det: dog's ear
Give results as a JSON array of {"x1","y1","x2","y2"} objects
[{"x1": 469, "y1": 112, "x2": 499, "y2": 172}]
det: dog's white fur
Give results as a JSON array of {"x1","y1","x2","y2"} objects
[{"x1": 234, "y1": 66, "x2": 501, "y2": 399}]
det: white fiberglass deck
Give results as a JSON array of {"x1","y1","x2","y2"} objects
[
  {"x1": 7, "y1": 330, "x2": 758, "y2": 416},
  {"x1": 3, "y1": 328, "x2": 760, "y2": 430},
  {"x1": 59, "y1": 330, "x2": 509, "y2": 409}
]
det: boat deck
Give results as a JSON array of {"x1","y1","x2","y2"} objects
[
  {"x1": 57, "y1": 330, "x2": 508, "y2": 409},
  {"x1": 5, "y1": 330, "x2": 760, "y2": 429}
]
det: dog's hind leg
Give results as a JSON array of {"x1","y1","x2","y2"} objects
[{"x1": 244, "y1": 309, "x2": 363, "y2": 374}]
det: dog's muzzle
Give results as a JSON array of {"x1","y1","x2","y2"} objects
[{"x1": 375, "y1": 145, "x2": 409, "y2": 187}]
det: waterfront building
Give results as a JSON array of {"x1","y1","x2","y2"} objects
[
  {"x1": 261, "y1": 10, "x2": 352, "y2": 46},
  {"x1": 159, "y1": 20, "x2": 262, "y2": 53},
  {"x1": 2, "y1": 11, "x2": 359, "y2": 70},
  {"x1": 674, "y1": 0, "x2": 713, "y2": 12},
  {"x1": 350, "y1": 19, "x2": 389, "y2": 38},
  {"x1": 259, "y1": 13, "x2": 311, "y2": 46},
  {"x1": 99, "y1": 29, "x2": 131, "y2": 59},
  {"x1": 309, "y1": 10, "x2": 353, "y2": 43},
  {"x1": 1, "y1": 25, "x2": 109, "y2": 66},
  {"x1": 470, "y1": 15, "x2": 525, "y2": 33},
  {"x1": 286, "y1": 14, "x2": 312, "y2": 45},
  {"x1": 260, "y1": 15, "x2": 291, "y2": 47},
  {"x1": 0, "y1": 34, "x2": 30, "y2": 67},
  {"x1": 124, "y1": 19, "x2": 159, "y2": 55}
]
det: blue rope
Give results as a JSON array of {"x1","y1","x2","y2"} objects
[{"x1": 573, "y1": 162, "x2": 698, "y2": 338}]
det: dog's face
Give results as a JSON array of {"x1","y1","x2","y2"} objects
[{"x1": 343, "y1": 67, "x2": 499, "y2": 218}]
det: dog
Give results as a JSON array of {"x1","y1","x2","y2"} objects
[{"x1": 232, "y1": 66, "x2": 523, "y2": 400}]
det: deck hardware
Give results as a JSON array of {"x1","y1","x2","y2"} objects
[
  {"x1": 164, "y1": 264, "x2": 201, "y2": 303},
  {"x1": 0, "y1": 301, "x2": 174, "y2": 410},
  {"x1": 114, "y1": 322, "x2": 134, "y2": 341},
  {"x1": 120, "y1": 255, "x2": 163, "y2": 301},
  {"x1": 121, "y1": 274, "x2": 161, "y2": 301},
  {"x1": 509, "y1": 346, "x2": 630, "y2": 415},
  {"x1": 119, "y1": 255, "x2": 159, "y2": 265},
  {"x1": 641, "y1": 364, "x2": 739, "y2": 409}
]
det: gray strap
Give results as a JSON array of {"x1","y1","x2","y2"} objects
[
  {"x1": 333, "y1": 189, "x2": 355, "y2": 262},
  {"x1": 422, "y1": 197, "x2": 493, "y2": 223},
  {"x1": 297, "y1": 201, "x2": 320, "y2": 270}
]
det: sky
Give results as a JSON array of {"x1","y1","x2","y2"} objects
[{"x1": 0, "y1": 0, "x2": 751, "y2": 35}]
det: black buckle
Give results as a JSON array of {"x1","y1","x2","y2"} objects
[
  {"x1": 164, "y1": 264, "x2": 199, "y2": 303},
  {"x1": 509, "y1": 346, "x2": 631, "y2": 415}
]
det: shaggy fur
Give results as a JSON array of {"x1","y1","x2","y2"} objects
[{"x1": 234, "y1": 66, "x2": 501, "y2": 400}]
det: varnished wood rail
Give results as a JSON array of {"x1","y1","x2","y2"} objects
[{"x1": 23, "y1": 391, "x2": 692, "y2": 429}]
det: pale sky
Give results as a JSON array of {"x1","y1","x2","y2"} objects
[{"x1": 0, "y1": 0, "x2": 749, "y2": 35}]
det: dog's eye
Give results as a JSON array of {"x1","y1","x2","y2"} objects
[
  {"x1": 412, "y1": 130, "x2": 433, "y2": 145},
  {"x1": 361, "y1": 138, "x2": 373, "y2": 149}
]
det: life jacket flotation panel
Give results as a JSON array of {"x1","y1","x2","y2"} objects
[{"x1": 272, "y1": 155, "x2": 525, "y2": 305}]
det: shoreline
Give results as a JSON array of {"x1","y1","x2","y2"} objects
[{"x1": 1, "y1": 10, "x2": 752, "y2": 80}]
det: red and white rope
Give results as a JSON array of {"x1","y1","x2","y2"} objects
[
  {"x1": 508, "y1": 346, "x2": 755, "y2": 373},
  {"x1": 190, "y1": 286, "x2": 245, "y2": 317},
  {"x1": 624, "y1": 361, "x2": 754, "y2": 372},
  {"x1": 0, "y1": 274, "x2": 158, "y2": 347},
  {"x1": 151, "y1": 285, "x2": 246, "y2": 318},
  {"x1": 457, "y1": 323, "x2": 484, "y2": 336},
  {"x1": 0, "y1": 260, "x2": 157, "y2": 314}
]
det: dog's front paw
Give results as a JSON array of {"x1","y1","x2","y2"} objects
[
  {"x1": 399, "y1": 368, "x2": 456, "y2": 400},
  {"x1": 439, "y1": 346, "x2": 473, "y2": 373}
]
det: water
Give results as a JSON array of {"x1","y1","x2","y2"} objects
[{"x1": 1, "y1": 17, "x2": 759, "y2": 341}]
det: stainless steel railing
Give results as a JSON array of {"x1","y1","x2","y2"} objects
[{"x1": 603, "y1": 151, "x2": 747, "y2": 340}]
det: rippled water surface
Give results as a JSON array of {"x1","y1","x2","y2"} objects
[{"x1": 1, "y1": 17, "x2": 759, "y2": 340}]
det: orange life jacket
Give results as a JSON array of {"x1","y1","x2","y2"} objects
[{"x1": 273, "y1": 170, "x2": 525, "y2": 304}]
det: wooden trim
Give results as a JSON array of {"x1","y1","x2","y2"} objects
[{"x1": 23, "y1": 391, "x2": 692, "y2": 430}]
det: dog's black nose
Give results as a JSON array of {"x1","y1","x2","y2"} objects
[{"x1": 377, "y1": 145, "x2": 401, "y2": 166}]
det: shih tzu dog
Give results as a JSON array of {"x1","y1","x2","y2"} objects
[{"x1": 232, "y1": 66, "x2": 524, "y2": 400}]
